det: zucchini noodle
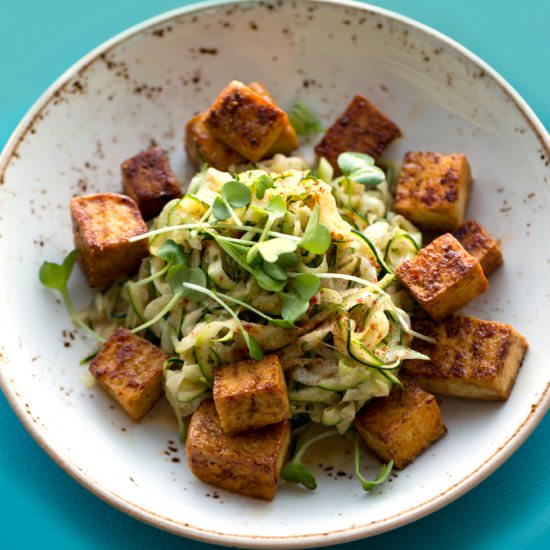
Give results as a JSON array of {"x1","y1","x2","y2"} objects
[{"x1": 83, "y1": 153, "x2": 425, "y2": 436}]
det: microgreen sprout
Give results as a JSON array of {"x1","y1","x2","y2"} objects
[
  {"x1": 353, "y1": 437, "x2": 393, "y2": 491},
  {"x1": 129, "y1": 222, "x2": 301, "y2": 244},
  {"x1": 300, "y1": 204, "x2": 331, "y2": 255},
  {"x1": 212, "y1": 180, "x2": 251, "y2": 224},
  {"x1": 222, "y1": 179, "x2": 251, "y2": 207},
  {"x1": 262, "y1": 261, "x2": 287, "y2": 281},
  {"x1": 337, "y1": 152, "x2": 386, "y2": 187},
  {"x1": 288, "y1": 99, "x2": 324, "y2": 136},
  {"x1": 182, "y1": 282, "x2": 263, "y2": 360},
  {"x1": 130, "y1": 264, "x2": 206, "y2": 333},
  {"x1": 282, "y1": 428, "x2": 339, "y2": 490},
  {"x1": 156, "y1": 239, "x2": 188, "y2": 266},
  {"x1": 214, "y1": 236, "x2": 286, "y2": 292},
  {"x1": 257, "y1": 237, "x2": 298, "y2": 263},
  {"x1": 279, "y1": 273, "x2": 320, "y2": 324},
  {"x1": 247, "y1": 195, "x2": 289, "y2": 263},
  {"x1": 39, "y1": 250, "x2": 106, "y2": 342},
  {"x1": 254, "y1": 173, "x2": 274, "y2": 199},
  {"x1": 215, "y1": 292, "x2": 292, "y2": 328},
  {"x1": 132, "y1": 239, "x2": 188, "y2": 287}
]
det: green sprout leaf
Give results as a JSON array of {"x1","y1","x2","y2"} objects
[
  {"x1": 252, "y1": 265, "x2": 287, "y2": 292},
  {"x1": 262, "y1": 261, "x2": 288, "y2": 281},
  {"x1": 221, "y1": 179, "x2": 251, "y2": 208},
  {"x1": 282, "y1": 428, "x2": 338, "y2": 490},
  {"x1": 282, "y1": 463, "x2": 318, "y2": 490},
  {"x1": 212, "y1": 180, "x2": 251, "y2": 223},
  {"x1": 182, "y1": 283, "x2": 264, "y2": 361},
  {"x1": 167, "y1": 264, "x2": 207, "y2": 301},
  {"x1": 257, "y1": 237, "x2": 298, "y2": 263},
  {"x1": 292, "y1": 273, "x2": 321, "y2": 301},
  {"x1": 39, "y1": 249, "x2": 79, "y2": 293},
  {"x1": 39, "y1": 250, "x2": 105, "y2": 342},
  {"x1": 212, "y1": 196, "x2": 231, "y2": 220},
  {"x1": 337, "y1": 152, "x2": 386, "y2": 187},
  {"x1": 254, "y1": 174, "x2": 274, "y2": 199},
  {"x1": 265, "y1": 195, "x2": 287, "y2": 216},
  {"x1": 338, "y1": 152, "x2": 375, "y2": 172},
  {"x1": 300, "y1": 204, "x2": 331, "y2": 255},
  {"x1": 278, "y1": 252, "x2": 299, "y2": 268},
  {"x1": 131, "y1": 265, "x2": 207, "y2": 334},
  {"x1": 354, "y1": 437, "x2": 393, "y2": 491},
  {"x1": 288, "y1": 99, "x2": 324, "y2": 136},
  {"x1": 156, "y1": 239, "x2": 188, "y2": 266},
  {"x1": 246, "y1": 335, "x2": 264, "y2": 361},
  {"x1": 213, "y1": 233, "x2": 286, "y2": 293},
  {"x1": 279, "y1": 273, "x2": 320, "y2": 323}
]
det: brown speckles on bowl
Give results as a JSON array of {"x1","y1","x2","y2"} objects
[{"x1": 151, "y1": 25, "x2": 173, "y2": 38}]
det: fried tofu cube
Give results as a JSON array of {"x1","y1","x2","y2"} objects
[
  {"x1": 70, "y1": 193, "x2": 148, "y2": 288},
  {"x1": 403, "y1": 314, "x2": 528, "y2": 400},
  {"x1": 185, "y1": 112, "x2": 246, "y2": 170},
  {"x1": 204, "y1": 80, "x2": 286, "y2": 162},
  {"x1": 186, "y1": 399, "x2": 291, "y2": 500},
  {"x1": 394, "y1": 151, "x2": 472, "y2": 232},
  {"x1": 213, "y1": 355, "x2": 290, "y2": 434},
  {"x1": 396, "y1": 233, "x2": 488, "y2": 321},
  {"x1": 89, "y1": 327, "x2": 168, "y2": 420},
  {"x1": 314, "y1": 94, "x2": 401, "y2": 171},
  {"x1": 453, "y1": 220, "x2": 503, "y2": 277},
  {"x1": 121, "y1": 147, "x2": 182, "y2": 219},
  {"x1": 248, "y1": 81, "x2": 298, "y2": 156},
  {"x1": 355, "y1": 376, "x2": 446, "y2": 469}
]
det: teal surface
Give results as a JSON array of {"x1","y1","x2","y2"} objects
[{"x1": 1, "y1": 1, "x2": 549, "y2": 549}]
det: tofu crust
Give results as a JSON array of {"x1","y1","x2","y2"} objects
[
  {"x1": 185, "y1": 112, "x2": 246, "y2": 170},
  {"x1": 403, "y1": 314, "x2": 528, "y2": 400},
  {"x1": 213, "y1": 354, "x2": 290, "y2": 434},
  {"x1": 355, "y1": 376, "x2": 446, "y2": 469},
  {"x1": 70, "y1": 193, "x2": 148, "y2": 288},
  {"x1": 204, "y1": 80, "x2": 286, "y2": 162},
  {"x1": 396, "y1": 233, "x2": 488, "y2": 321},
  {"x1": 453, "y1": 220, "x2": 503, "y2": 277},
  {"x1": 314, "y1": 94, "x2": 401, "y2": 171},
  {"x1": 121, "y1": 147, "x2": 182, "y2": 219},
  {"x1": 186, "y1": 399, "x2": 291, "y2": 500},
  {"x1": 394, "y1": 151, "x2": 472, "y2": 232},
  {"x1": 89, "y1": 327, "x2": 168, "y2": 420},
  {"x1": 248, "y1": 81, "x2": 298, "y2": 156}
]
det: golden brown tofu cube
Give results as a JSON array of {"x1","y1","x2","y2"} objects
[
  {"x1": 89, "y1": 327, "x2": 168, "y2": 420},
  {"x1": 213, "y1": 355, "x2": 290, "y2": 434},
  {"x1": 185, "y1": 112, "x2": 246, "y2": 170},
  {"x1": 314, "y1": 94, "x2": 401, "y2": 171},
  {"x1": 355, "y1": 376, "x2": 446, "y2": 469},
  {"x1": 396, "y1": 233, "x2": 488, "y2": 321},
  {"x1": 186, "y1": 399, "x2": 291, "y2": 500},
  {"x1": 394, "y1": 151, "x2": 472, "y2": 232},
  {"x1": 204, "y1": 80, "x2": 286, "y2": 162},
  {"x1": 248, "y1": 81, "x2": 298, "y2": 156},
  {"x1": 453, "y1": 220, "x2": 503, "y2": 277},
  {"x1": 403, "y1": 314, "x2": 528, "y2": 400},
  {"x1": 70, "y1": 193, "x2": 148, "y2": 288},
  {"x1": 121, "y1": 147, "x2": 182, "y2": 219}
]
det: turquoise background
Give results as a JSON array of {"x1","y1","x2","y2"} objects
[{"x1": 1, "y1": 1, "x2": 549, "y2": 548}]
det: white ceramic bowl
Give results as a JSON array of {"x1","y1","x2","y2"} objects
[{"x1": 1, "y1": 1, "x2": 549, "y2": 547}]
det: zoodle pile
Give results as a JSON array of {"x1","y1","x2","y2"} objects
[{"x1": 84, "y1": 151, "x2": 428, "y2": 441}]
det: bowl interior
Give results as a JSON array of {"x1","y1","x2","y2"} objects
[{"x1": 1, "y1": 1, "x2": 549, "y2": 547}]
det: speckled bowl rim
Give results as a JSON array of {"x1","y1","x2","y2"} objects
[{"x1": 1, "y1": 0, "x2": 549, "y2": 547}]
